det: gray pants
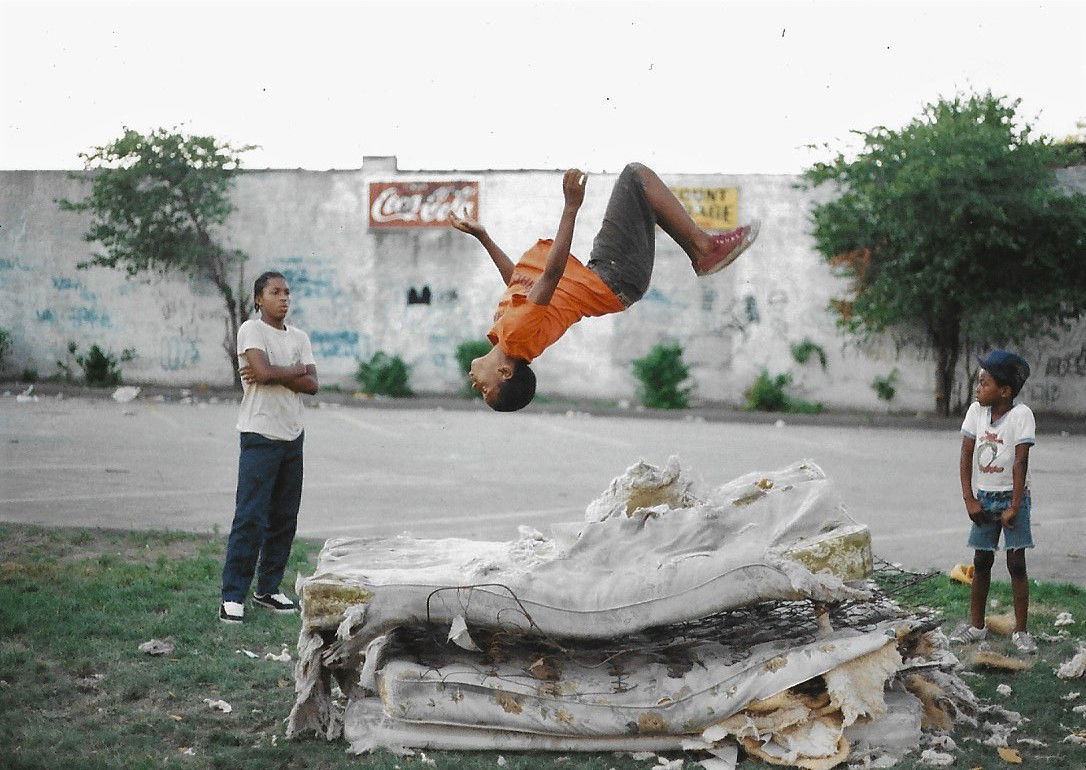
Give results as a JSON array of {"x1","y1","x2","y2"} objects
[{"x1": 587, "y1": 163, "x2": 657, "y2": 307}]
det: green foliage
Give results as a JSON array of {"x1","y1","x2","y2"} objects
[
  {"x1": 55, "y1": 340, "x2": 79, "y2": 382},
  {"x1": 355, "y1": 351, "x2": 413, "y2": 397},
  {"x1": 803, "y1": 91, "x2": 1086, "y2": 415},
  {"x1": 790, "y1": 338, "x2": 827, "y2": 369},
  {"x1": 745, "y1": 370, "x2": 823, "y2": 413},
  {"x1": 75, "y1": 344, "x2": 136, "y2": 387},
  {"x1": 632, "y1": 343, "x2": 692, "y2": 409},
  {"x1": 21, "y1": 368, "x2": 37, "y2": 383},
  {"x1": 59, "y1": 127, "x2": 256, "y2": 388},
  {"x1": 872, "y1": 368, "x2": 899, "y2": 402},
  {"x1": 0, "y1": 327, "x2": 11, "y2": 371},
  {"x1": 454, "y1": 339, "x2": 492, "y2": 398}
]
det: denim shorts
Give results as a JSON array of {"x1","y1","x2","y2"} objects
[
  {"x1": 586, "y1": 163, "x2": 657, "y2": 307},
  {"x1": 967, "y1": 490, "x2": 1034, "y2": 551}
]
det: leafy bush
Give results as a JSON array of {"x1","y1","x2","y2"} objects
[
  {"x1": 355, "y1": 351, "x2": 413, "y2": 397},
  {"x1": 454, "y1": 339, "x2": 492, "y2": 398},
  {"x1": 745, "y1": 369, "x2": 823, "y2": 414},
  {"x1": 76, "y1": 344, "x2": 136, "y2": 387},
  {"x1": 21, "y1": 368, "x2": 38, "y2": 383},
  {"x1": 791, "y1": 338, "x2": 827, "y2": 369},
  {"x1": 0, "y1": 327, "x2": 11, "y2": 371},
  {"x1": 632, "y1": 343, "x2": 692, "y2": 409},
  {"x1": 872, "y1": 368, "x2": 899, "y2": 402}
]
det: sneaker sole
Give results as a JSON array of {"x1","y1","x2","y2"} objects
[
  {"x1": 252, "y1": 599, "x2": 297, "y2": 614},
  {"x1": 698, "y1": 219, "x2": 761, "y2": 276},
  {"x1": 219, "y1": 614, "x2": 244, "y2": 624}
]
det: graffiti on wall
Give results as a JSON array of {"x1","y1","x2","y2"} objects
[
  {"x1": 1044, "y1": 344, "x2": 1086, "y2": 378},
  {"x1": 368, "y1": 181, "x2": 479, "y2": 228}
]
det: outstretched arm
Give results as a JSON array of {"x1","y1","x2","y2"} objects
[
  {"x1": 449, "y1": 211, "x2": 515, "y2": 285},
  {"x1": 527, "y1": 168, "x2": 586, "y2": 306},
  {"x1": 240, "y1": 350, "x2": 319, "y2": 395}
]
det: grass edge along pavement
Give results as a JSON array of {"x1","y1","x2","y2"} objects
[{"x1": 0, "y1": 524, "x2": 1084, "y2": 769}]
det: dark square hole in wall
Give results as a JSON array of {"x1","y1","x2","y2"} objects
[{"x1": 407, "y1": 286, "x2": 432, "y2": 305}]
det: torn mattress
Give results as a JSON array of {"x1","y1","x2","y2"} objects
[{"x1": 296, "y1": 458, "x2": 873, "y2": 645}]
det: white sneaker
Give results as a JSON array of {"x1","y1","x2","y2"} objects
[
  {"x1": 1012, "y1": 631, "x2": 1037, "y2": 653},
  {"x1": 252, "y1": 592, "x2": 297, "y2": 613},
  {"x1": 219, "y1": 600, "x2": 245, "y2": 623},
  {"x1": 950, "y1": 622, "x2": 987, "y2": 643}
]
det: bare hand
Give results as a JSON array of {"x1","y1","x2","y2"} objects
[
  {"x1": 964, "y1": 497, "x2": 983, "y2": 524},
  {"x1": 1000, "y1": 508, "x2": 1018, "y2": 529},
  {"x1": 239, "y1": 365, "x2": 256, "y2": 384},
  {"x1": 563, "y1": 168, "x2": 586, "y2": 209},
  {"x1": 448, "y1": 211, "x2": 486, "y2": 238}
]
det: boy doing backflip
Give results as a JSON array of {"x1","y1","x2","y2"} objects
[
  {"x1": 952, "y1": 350, "x2": 1037, "y2": 653},
  {"x1": 450, "y1": 162, "x2": 760, "y2": 411}
]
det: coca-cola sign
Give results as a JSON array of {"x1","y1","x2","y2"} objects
[{"x1": 368, "y1": 180, "x2": 479, "y2": 228}]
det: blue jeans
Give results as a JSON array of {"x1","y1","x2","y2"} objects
[{"x1": 221, "y1": 431, "x2": 304, "y2": 603}]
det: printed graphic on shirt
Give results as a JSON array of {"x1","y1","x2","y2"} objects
[{"x1": 978, "y1": 430, "x2": 1005, "y2": 474}]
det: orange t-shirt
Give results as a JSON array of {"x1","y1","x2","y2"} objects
[{"x1": 487, "y1": 239, "x2": 624, "y2": 362}]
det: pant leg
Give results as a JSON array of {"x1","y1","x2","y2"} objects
[
  {"x1": 255, "y1": 432, "x2": 304, "y2": 596},
  {"x1": 587, "y1": 163, "x2": 657, "y2": 306},
  {"x1": 221, "y1": 432, "x2": 283, "y2": 602}
]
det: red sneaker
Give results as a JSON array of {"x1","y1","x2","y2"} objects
[{"x1": 695, "y1": 220, "x2": 761, "y2": 276}]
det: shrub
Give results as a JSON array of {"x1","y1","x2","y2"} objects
[
  {"x1": 791, "y1": 338, "x2": 828, "y2": 369},
  {"x1": 872, "y1": 368, "x2": 899, "y2": 402},
  {"x1": 745, "y1": 369, "x2": 823, "y2": 414},
  {"x1": 0, "y1": 327, "x2": 11, "y2": 371},
  {"x1": 21, "y1": 368, "x2": 38, "y2": 383},
  {"x1": 632, "y1": 343, "x2": 692, "y2": 409},
  {"x1": 76, "y1": 344, "x2": 136, "y2": 387},
  {"x1": 454, "y1": 339, "x2": 492, "y2": 398},
  {"x1": 355, "y1": 351, "x2": 413, "y2": 397}
]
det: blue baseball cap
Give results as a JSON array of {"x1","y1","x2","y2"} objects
[{"x1": 977, "y1": 350, "x2": 1030, "y2": 393}]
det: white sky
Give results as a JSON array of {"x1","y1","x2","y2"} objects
[{"x1": 1, "y1": 0, "x2": 1083, "y2": 174}]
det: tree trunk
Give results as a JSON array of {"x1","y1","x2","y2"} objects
[{"x1": 932, "y1": 316, "x2": 961, "y2": 417}]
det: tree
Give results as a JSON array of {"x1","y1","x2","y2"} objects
[
  {"x1": 61, "y1": 127, "x2": 256, "y2": 389},
  {"x1": 804, "y1": 92, "x2": 1086, "y2": 415}
]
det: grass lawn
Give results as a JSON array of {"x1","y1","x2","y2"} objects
[{"x1": 0, "y1": 523, "x2": 1083, "y2": 769}]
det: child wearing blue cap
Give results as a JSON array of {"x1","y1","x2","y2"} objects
[{"x1": 952, "y1": 350, "x2": 1036, "y2": 653}]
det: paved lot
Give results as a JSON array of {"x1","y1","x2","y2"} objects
[{"x1": 2, "y1": 394, "x2": 1084, "y2": 585}]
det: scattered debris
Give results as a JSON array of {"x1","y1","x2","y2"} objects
[
  {"x1": 1016, "y1": 737, "x2": 1047, "y2": 747},
  {"x1": 996, "y1": 745, "x2": 1023, "y2": 763},
  {"x1": 1055, "y1": 612, "x2": 1075, "y2": 627},
  {"x1": 496, "y1": 755, "x2": 507, "y2": 766},
  {"x1": 1061, "y1": 692, "x2": 1080, "y2": 701},
  {"x1": 652, "y1": 758, "x2": 683, "y2": 770},
  {"x1": 111, "y1": 385, "x2": 140, "y2": 403},
  {"x1": 918, "y1": 748, "x2": 953, "y2": 766},
  {"x1": 137, "y1": 637, "x2": 174, "y2": 656},
  {"x1": 1064, "y1": 731, "x2": 1086, "y2": 745},
  {"x1": 973, "y1": 649, "x2": 1033, "y2": 671},
  {"x1": 985, "y1": 612, "x2": 1015, "y2": 636},
  {"x1": 1056, "y1": 645, "x2": 1086, "y2": 680},
  {"x1": 237, "y1": 648, "x2": 259, "y2": 659},
  {"x1": 997, "y1": 684, "x2": 1013, "y2": 696},
  {"x1": 16, "y1": 385, "x2": 38, "y2": 403},
  {"x1": 948, "y1": 564, "x2": 974, "y2": 586},
  {"x1": 1072, "y1": 704, "x2": 1086, "y2": 715},
  {"x1": 265, "y1": 646, "x2": 292, "y2": 663},
  {"x1": 203, "y1": 698, "x2": 233, "y2": 713}
]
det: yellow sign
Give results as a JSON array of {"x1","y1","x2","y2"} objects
[{"x1": 669, "y1": 187, "x2": 739, "y2": 231}]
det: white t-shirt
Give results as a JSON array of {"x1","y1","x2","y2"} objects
[
  {"x1": 960, "y1": 401, "x2": 1036, "y2": 492},
  {"x1": 236, "y1": 318, "x2": 316, "y2": 441}
]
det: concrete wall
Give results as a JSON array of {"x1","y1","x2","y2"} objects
[{"x1": 2, "y1": 161, "x2": 1084, "y2": 414}]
